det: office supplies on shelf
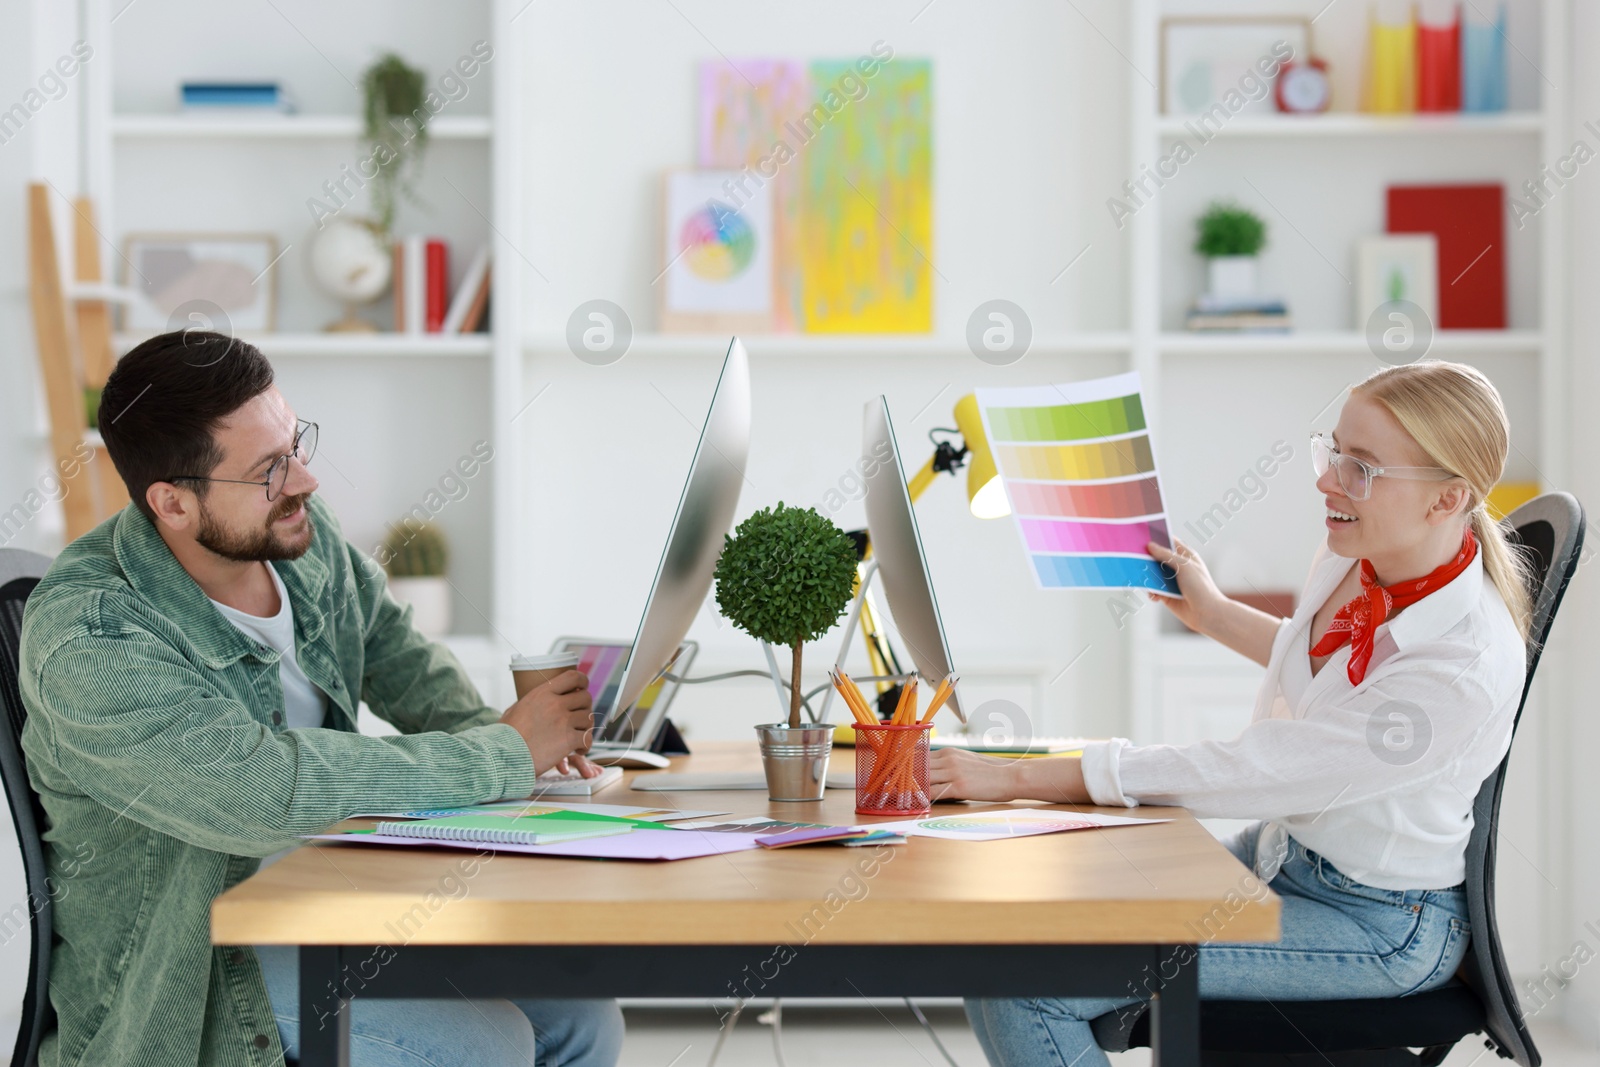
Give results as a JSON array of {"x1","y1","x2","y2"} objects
[
  {"x1": 373, "y1": 814, "x2": 635, "y2": 845},
  {"x1": 975, "y1": 373, "x2": 1180, "y2": 596},
  {"x1": 179, "y1": 82, "x2": 294, "y2": 113}
]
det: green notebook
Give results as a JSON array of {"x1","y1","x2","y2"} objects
[{"x1": 374, "y1": 814, "x2": 635, "y2": 846}]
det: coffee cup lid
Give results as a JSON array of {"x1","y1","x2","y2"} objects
[{"x1": 509, "y1": 651, "x2": 581, "y2": 671}]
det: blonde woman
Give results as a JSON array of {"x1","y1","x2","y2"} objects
[{"x1": 930, "y1": 361, "x2": 1532, "y2": 1067}]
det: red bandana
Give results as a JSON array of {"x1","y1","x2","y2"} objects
[{"x1": 1309, "y1": 529, "x2": 1478, "y2": 685}]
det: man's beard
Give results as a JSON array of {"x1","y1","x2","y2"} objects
[{"x1": 196, "y1": 492, "x2": 315, "y2": 562}]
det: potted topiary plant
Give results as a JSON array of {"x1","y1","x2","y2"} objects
[
  {"x1": 1195, "y1": 200, "x2": 1268, "y2": 300},
  {"x1": 714, "y1": 503, "x2": 859, "y2": 801},
  {"x1": 381, "y1": 522, "x2": 451, "y2": 637}
]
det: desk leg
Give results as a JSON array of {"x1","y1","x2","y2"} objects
[
  {"x1": 299, "y1": 947, "x2": 351, "y2": 1067},
  {"x1": 1150, "y1": 945, "x2": 1199, "y2": 1067}
]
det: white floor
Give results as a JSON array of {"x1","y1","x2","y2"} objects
[{"x1": 616, "y1": 1002, "x2": 1600, "y2": 1067}]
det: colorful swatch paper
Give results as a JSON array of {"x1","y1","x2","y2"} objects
[{"x1": 976, "y1": 373, "x2": 1179, "y2": 596}]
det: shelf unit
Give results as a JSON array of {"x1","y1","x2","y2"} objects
[
  {"x1": 110, "y1": 114, "x2": 493, "y2": 139},
  {"x1": 1126, "y1": 0, "x2": 1569, "y2": 744},
  {"x1": 80, "y1": 0, "x2": 522, "y2": 636},
  {"x1": 112, "y1": 332, "x2": 493, "y2": 358},
  {"x1": 523, "y1": 331, "x2": 1134, "y2": 358}
]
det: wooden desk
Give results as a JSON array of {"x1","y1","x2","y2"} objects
[{"x1": 213, "y1": 742, "x2": 1279, "y2": 1066}]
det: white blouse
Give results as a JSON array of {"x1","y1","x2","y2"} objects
[{"x1": 1080, "y1": 543, "x2": 1525, "y2": 890}]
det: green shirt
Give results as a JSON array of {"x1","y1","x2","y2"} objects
[{"x1": 19, "y1": 497, "x2": 537, "y2": 1067}]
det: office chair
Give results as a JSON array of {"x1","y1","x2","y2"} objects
[
  {"x1": 1090, "y1": 492, "x2": 1586, "y2": 1067},
  {"x1": 0, "y1": 548, "x2": 56, "y2": 1067}
]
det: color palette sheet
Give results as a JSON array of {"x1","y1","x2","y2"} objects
[{"x1": 976, "y1": 373, "x2": 1180, "y2": 595}]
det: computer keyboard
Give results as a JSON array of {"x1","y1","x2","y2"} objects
[
  {"x1": 527, "y1": 765, "x2": 624, "y2": 796},
  {"x1": 928, "y1": 735, "x2": 1091, "y2": 755}
]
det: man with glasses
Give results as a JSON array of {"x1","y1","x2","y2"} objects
[{"x1": 18, "y1": 332, "x2": 622, "y2": 1067}]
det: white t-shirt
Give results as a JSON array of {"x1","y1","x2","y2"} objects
[
  {"x1": 1081, "y1": 544, "x2": 1524, "y2": 890},
  {"x1": 209, "y1": 564, "x2": 328, "y2": 869},
  {"x1": 208, "y1": 563, "x2": 327, "y2": 733}
]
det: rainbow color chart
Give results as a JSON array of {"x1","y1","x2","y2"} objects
[{"x1": 976, "y1": 373, "x2": 1180, "y2": 595}]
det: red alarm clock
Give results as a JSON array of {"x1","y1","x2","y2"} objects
[{"x1": 1275, "y1": 57, "x2": 1331, "y2": 113}]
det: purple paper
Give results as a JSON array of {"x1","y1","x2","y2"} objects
[{"x1": 309, "y1": 831, "x2": 760, "y2": 862}]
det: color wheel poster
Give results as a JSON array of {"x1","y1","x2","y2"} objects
[
  {"x1": 663, "y1": 169, "x2": 774, "y2": 317},
  {"x1": 975, "y1": 372, "x2": 1180, "y2": 596}
]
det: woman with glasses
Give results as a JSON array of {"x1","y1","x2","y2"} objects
[{"x1": 930, "y1": 360, "x2": 1533, "y2": 1067}]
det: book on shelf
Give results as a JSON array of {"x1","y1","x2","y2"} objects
[
  {"x1": 179, "y1": 82, "x2": 295, "y2": 114},
  {"x1": 392, "y1": 236, "x2": 427, "y2": 335},
  {"x1": 442, "y1": 249, "x2": 491, "y2": 334},
  {"x1": 1185, "y1": 293, "x2": 1292, "y2": 332},
  {"x1": 425, "y1": 239, "x2": 449, "y2": 333}
]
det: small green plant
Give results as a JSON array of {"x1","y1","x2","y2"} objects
[
  {"x1": 714, "y1": 503, "x2": 860, "y2": 728},
  {"x1": 1194, "y1": 201, "x2": 1267, "y2": 257},
  {"x1": 381, "y1": 522, "x2": 448, "y2": 578},
  {"x1": 360, "y1": 52, "x2": 430, "y2": 239}
]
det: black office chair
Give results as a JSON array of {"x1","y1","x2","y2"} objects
[
  {"x1": 1090, "y1": 492, "x2": 1585, "y2": 1067},
  {"x1": 0, "y1": 548, "x2": 57, "y2": 1067}
]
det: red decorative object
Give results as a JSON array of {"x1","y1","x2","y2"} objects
[
  {"x1": 1275, "y1": 57, "x2": 1331, "y2": 113},
  {"x1": 1386, "y1": 184, "x2": 1505, "y2": 329},
  {"x1": 1417, "y1": 11, "x2": 1462, "y2": 111},
  {"x1": 424, "y1": 239, "x2": 448, "y2": 333}
]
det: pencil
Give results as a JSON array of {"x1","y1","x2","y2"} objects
[
  {"x1": 918, "y1": 674, "x2": 957, "y2": 725},
  {"x1": 831, "y1": 671, "x2": 874, "y2": 726},
  {"x1": 891, "y1": 678, "x2": 916, "y2": 725}
]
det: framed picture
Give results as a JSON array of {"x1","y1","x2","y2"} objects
[
  {"x1": 659, "y1": 170, "x2": 774, "y2": 333},
  {"x1": 1356, "y1": 235, "x2": 1439, "y2": 325},
  {"x1": 122, "y1": 233, "x2": 279, "y2": 332},
  {"x1": 1160, "y1": 17, "x2": 1311, "y2": 116}
]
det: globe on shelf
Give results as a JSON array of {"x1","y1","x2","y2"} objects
[{"x1": 308, "y1": 217, "x2": 391, "y2": 332}]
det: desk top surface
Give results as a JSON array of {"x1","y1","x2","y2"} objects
[{"x1": 212, "y1": 742, "x2": 1280, "y2": 946}]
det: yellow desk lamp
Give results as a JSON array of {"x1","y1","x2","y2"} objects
[{"x1": 906, "y1": 394, "x2": 1010, "y2": 517}]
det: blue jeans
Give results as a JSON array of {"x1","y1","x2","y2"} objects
[
  {"x1": 966, "y1": 824, "x2": 1471, "y2": 1067},
  {"x1": 256, "y1": 944, "x2": 624, "y2": 1066}
]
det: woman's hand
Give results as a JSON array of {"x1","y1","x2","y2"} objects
[
  {"x1": 927, "y1": 749, "x2": 1021, "y2": 803},
  {"x1": 1147, "y1": 539, "x2": 1223, "y2": 636}
]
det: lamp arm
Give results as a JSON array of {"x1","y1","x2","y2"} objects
[{"x1": 907, "y1": 453, "x2": 939, "y2": 504}]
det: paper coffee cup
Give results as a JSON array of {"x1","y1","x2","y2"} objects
[{"x1": 510, "y1": 652, "x2": 581, "y2": 699}]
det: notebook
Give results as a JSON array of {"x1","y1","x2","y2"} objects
[{"x1": 372, "y1": 814, "x2": 635, "y2": 846}]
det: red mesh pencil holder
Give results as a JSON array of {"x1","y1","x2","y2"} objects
[{"x1": 854, "y1": 722, "x2": 933, "y2": 816}]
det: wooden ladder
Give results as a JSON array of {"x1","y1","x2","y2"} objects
[{"x1": 26, "y1": 182, "x2": 130, "y2": 542}]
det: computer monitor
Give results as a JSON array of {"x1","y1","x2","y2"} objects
[
  {"x1": 597, "y1": 337, "x2": 751, "y2": 746},
  {"x1": 862, "y1": 396, "x2": 966, "y2": 723}
]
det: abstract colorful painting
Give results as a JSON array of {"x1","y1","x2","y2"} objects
[
  {"x1": 976, "y1": 373, "x2": 1180, "y2": 595},
  {"x1": 799, "y1": 59, "x2": 933, "y2": 333},
  {"x1": 698, "y1": 60, "x2": 809, "y2": 330},
  {"x1": 695, "y1": 57, "x2": 933, "y2": 334}
]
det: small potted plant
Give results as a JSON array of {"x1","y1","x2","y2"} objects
[
  {"x1": 360, "y1": 52, "x2": 430, "y2": 241},
  {"x1": 1195, "y1": 200, "x2": 1268, "y2": 300},
  {"x1": 381, "y1": 522, "x2": 451, "y2": 637},
  {"x1": 714, "y1": 503, "x2": 859, "y2": 801}
]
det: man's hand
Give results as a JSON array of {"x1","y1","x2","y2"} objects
[
  {"x1": 499, "y1": 670, "x2": 594, "y2": 776},
  {"x1": 927, "y1": 749, "x2": 1021, "y2": 803}
]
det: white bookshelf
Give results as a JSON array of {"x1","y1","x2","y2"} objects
[
  {"x1": 110, "y1": 114, "x2": 493, "y2": 139},
  {"x1": 113, "y1": 332, "x2": 493, "y2": 358},
  {"x1": 1127, "y1": 0, "x2": 1569, "y2": 748},
  {"x1": 523, "y1": 332, "x2": 1134, "y2": 357},
  {"x1": 1153, "y1": 112, "x2": 1545, "y2": 138},
  {"x1": 84, "y1": 0, "x2": 520, "y2": 637}
]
